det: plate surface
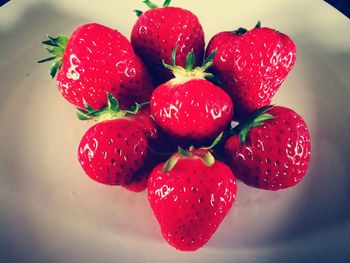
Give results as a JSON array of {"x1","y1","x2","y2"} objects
[{"x1": 1, "y1": 0, "x2": 349, "y2": 262}]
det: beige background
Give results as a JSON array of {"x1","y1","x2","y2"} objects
[{"x1": 0, "y1": 0, "x2": 349, "y2": 262}]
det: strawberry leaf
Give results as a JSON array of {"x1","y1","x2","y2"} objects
[
  {"x1": 197, "y1": 151, "x2": 215, "y2": 166},
  {"x1": 254, "y1": 113, "x2": 274, "y2": 123},
  {"x1": 47, "y1": 46, "x2": 64, "y2": 57},
  {"x1": 231, "y1": 105, "x2": 275, "y2": 144},
  {"x1": 178, "y1": 146, "x2": 190, "y2": 157},
  {"x1": 48, "y1": 35, "x2": 67, "y2": 42},
  {"x1": 37, "y1": 56, "x2": 56, "y2": 63},
  {"x1": 162, "y1": 0, "x2": 172, "y2": 7},
  {"x1": 233, "y1": 27, "x2": 248, "y2": 35},
  {"x1": 162, "y1": 60, "x2": 175, "y2": 71},
  {"x1": 162, "y1": 154, "x2": 181, "y2": 173},
  {"x1": 41, "y1": 40, "x2": 59, "y2": 47},
  {"x1": 76, "y1": 110, "x2": 91, "y2": 120},
  {"x1": 134, "y1": 9, "x2": 143, "y2": 17},
  {"x1": 107, "y1": 93, "x2": 119, "y2": 112},
  {"x1": 143, "y1": 0, "x2": 158, "y2": 9},
  {"x1": 49, "y1": 60, "x2": 62, "y2": 78},
  {"x1": 39, "y1": 34, "x2": 68, "y2": 78},
  {"x1": 185, "y1": 50, "x2": 196, "y2": 70},
  {"x1": 239, "y1": 126, "x2": 250, "y2": 145},
  {"x1": 164, "y1": 49, "x2": 214, "y2": 81},
  {"x1": 202, "y1": 49, "x2": 216, "y2": 70},
  {"x1": 83, "y1": 99, "x2": 95, "y2": 113},
  {"x1": 171, "y1": 45, "x2": 177, "y2": 66},
  {"x1": 53, "y1": 35, "x2": 68, "y2": 48}
]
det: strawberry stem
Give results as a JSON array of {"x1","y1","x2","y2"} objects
[
  {"x1": 38, "y1": 35, "x2": 68, "y2": 78},
  {"x1": 230, "y1": 105, "x2": 275, "y2": 144}
]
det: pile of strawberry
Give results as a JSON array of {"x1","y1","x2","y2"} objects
[{"x1": 39, "y1": 0, "x2": 311, "y2": 252}]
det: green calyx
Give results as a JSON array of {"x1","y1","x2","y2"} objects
[
  {"x1": 233, "y1": 21, "x2": 261, "y2": 35},
  {"x1": 230, "y1": 105, "x2": 275, "y2": 144},
  {"x1": 134, "y1": 0, "x2": 172, "y2": 17},
  {"x1": 161, "y1": 132, "x2": 223, "y2": 173},
  {"x1": 38, "y1": 35, "x2": 69, "y2": 78},
  {"x1": 162, "y1": 46, "x2": 216, "y2": 83},
  {"x1": 76, "y1": 93, "x2": 144, "y2": 122},
  {"x1": 233, "y1": 27, "x2": 248, "y2": 35}
]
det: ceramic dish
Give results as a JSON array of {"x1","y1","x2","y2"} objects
[{"x1": 0, "y1": 0, "x2": 349, "y2": 262}]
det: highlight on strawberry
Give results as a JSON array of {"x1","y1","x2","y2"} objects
[
  {"x1": 39, "y1": 23, "x2": 154, "y2": 111},
  {"x1": 150, "y1": 48, "x2": 234, "y2": 142}
]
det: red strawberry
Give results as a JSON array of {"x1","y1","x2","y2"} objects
[
  {"x1": 121, "y1": 105, "x2": 170, "y2": 192},
  {"x1": 131, "y1": 0, "x2": 205, "y2": 84},
  {"x1": 206, "y1": 22, "x2": 296, "y2": 119},
  {"x1": 148, "y1": 145, "x2": 237, "y2": 251},
  {"x1": 150, "y1": 50, "x2": 233, "y2": 142},
  {"x1": 224, "y1": 105, "x2": 311, "y2": 190},
  {"x1": 77, "y1": 95, "x2": 158, "y2": 192},
  {"x1": 39, "y1": 23, "x2": 154, "y2": 110}
]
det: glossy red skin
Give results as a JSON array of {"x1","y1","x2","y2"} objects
[
  {"x1": 57, "y1": 23, "x2": 154, "y2": 110},
  {"x1": 129, "y1": 106, "x2": 158, "y2": 140},
  {"x1": 224, "y1": 106, "x2": 311, "y2": 190},
  {"x1": 150, "y1": 79, "x2": 233, "y2": 141},
  {"x1": 206, "y1": 27, "x2": 296, "y2": 119},
  {"x1": 148, "y1": 158, "x2": 237, "y2": 251},
  {"x1": 121, "y1": 107, "x2": 163, "y2": 192},
  {"x1": 131, "y1": 7, "x2": 205, "y2": 84},
  {"x1": 78, "y1": 113, "x2": 158, "y2": 192}
]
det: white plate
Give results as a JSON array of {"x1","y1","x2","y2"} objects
[{"x1": 1, "y1": 0, "x2": 349, "y2": 262}]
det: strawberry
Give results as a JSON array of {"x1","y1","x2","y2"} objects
[
  {"x1": 121, "y1": 105, "x2": 175, "y2": 192},
  {"x1": 77, "y1": 95, "x2": 158, "y2": 192},
  {"x1": 224, "y1": 105, "x2": 311, "y2": 190},
  {"x1": 131, "y1": 0, "x2": 205, "y2": 84},
  {"x1": 39, "y1": 23, "x2": 154, "y2": 110},
  {"x1": 206, "y1": 22, "x2": 296, "y2": 119},
  {"x1": 148, "y1": 141, "x2": 237, "y2": 251},
  {"x1": 150, "y1": 49, "x2": 233, "y2": 142}
]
